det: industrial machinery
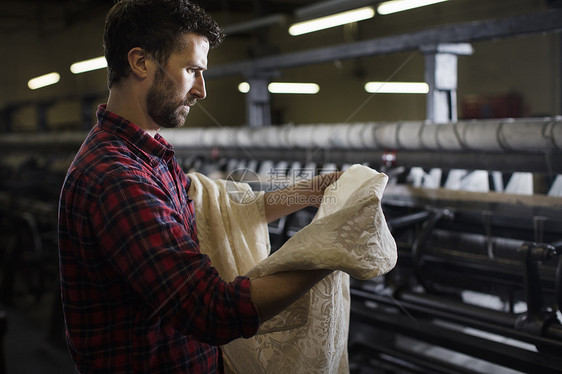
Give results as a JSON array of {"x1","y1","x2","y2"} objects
[
  {"x1": 1, "y1": 117, "x2": 561, "y2": 373},
  {"x1": 161, "y1": 117, "x2": 562, "y2": 374},
  {"x1": 1, "y1": 2, "x2": 561, "y2": 372}
]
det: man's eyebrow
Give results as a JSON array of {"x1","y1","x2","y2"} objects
[{"x1": 187, "y1": 63, "x2": 207, "y2": 71}]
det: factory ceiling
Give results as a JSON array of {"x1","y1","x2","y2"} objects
[
  {"x1": 1, "y1": 0, "x2": 561, "y2": 126},
  {"x1": 0, "y1": 0, "x2": 315, "y2": 36},
  {"x1": 2, "y1": 0, "x2": 560, "y2": 39}
]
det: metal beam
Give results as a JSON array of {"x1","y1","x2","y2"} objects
[
  {"x1": 222, "y1": 14, "x2": 285, "y2": 35},
  {"x1": 206, "y1": 9, "x2": 562, "y2": 79},
  {"x1": 169, "y1": 148, "x2": 562, "y2": 174},
  {"x1": 294, "y1": 0, "x2": 376, "y2": 20},
  {"x1": 423, "y1": 43, "x2": 473, "y2": 123}
]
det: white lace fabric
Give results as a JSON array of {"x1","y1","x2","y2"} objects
[{"x1": 188, "y1": 164, "x2": 397, "y2": 374}]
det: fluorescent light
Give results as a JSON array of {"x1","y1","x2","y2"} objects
[
  {"x1": 377, "y1": 0, "x2": 448, "y2": 15},
  {"x1": 27, "y1": 72, "x2": 60, "y2": 90},
  {"x1": 70, "y1": 56, "x2": 107, "y2": 74},
  {"x1": 364, "y1": 82, "x2": 429, "y2": 94},
  {"x1": 268, "y1": 82, "x2": 320, "y2": 94},
  {"x1": 238, "y1": 82, "x2": 320, "y2": 94},
  {"x1": 289, "y1": 6, "x2": 374, "y2": 36},
  {"x1": 238, "y1": 82, "x2": 250, "y2": 93}
]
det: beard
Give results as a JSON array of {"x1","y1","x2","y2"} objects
[{"x1": 146, "y1": 69, "x2": 195, "y2": 129}]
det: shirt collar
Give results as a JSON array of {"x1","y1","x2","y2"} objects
[{"x1": 96, "y1": 104, "x2": 175, "y2": 163}]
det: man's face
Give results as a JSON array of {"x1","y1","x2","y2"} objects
[{"x1": 146, "y1": 33, "x2": 209, "y2": 129}]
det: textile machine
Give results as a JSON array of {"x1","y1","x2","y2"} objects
[{"x1": 1, "y1": 116, "x2": 562, "y2": 373}]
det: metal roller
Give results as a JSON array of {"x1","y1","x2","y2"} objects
[{"x1": 157, "y1": 116, "x2": 562, "y2": 153}]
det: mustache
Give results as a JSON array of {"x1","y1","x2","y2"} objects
[{"x1": 183, "y1": 97, "x2": 197, "y2": 106}]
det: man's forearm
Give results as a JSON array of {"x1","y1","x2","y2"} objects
[
  {"x1": 263, "y1": 171, "x2": 342, "y2": 223},
  {"x1": 263, "y1": 185, "x2": 314, "y2": 223},
  {"x1": 249, "y1": 269, "x2": 332, "y2": 322}
]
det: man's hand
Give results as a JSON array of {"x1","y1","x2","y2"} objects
[
  {"x1": 256, "y1": 171, "x2": 343, "y2": 321},
  {"x1": 302, "y1": 171, "x2": 343, "y2": 208},
  {"x1": 263, "y1": 171, "x2": 343, "y2": 222}
]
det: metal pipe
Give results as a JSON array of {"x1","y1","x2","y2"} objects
[
  {"x1": 222, "y1": 14, "x2": 285, "y2": 35},
  {"x1": 387, "y1": 211, "x2": 432, "y2": 232},
  {"x1": 349, "y1": 340, "x2": 482, "y2": 374},
  {"x1": 157, "y1": 117, "x2": 562, "y2": 153},
  {"x1": 550, "y1": 241, "x2": 562, "y2": 311},
  {"x1": 396, "y1": 290, "x2": 518, "y2": 328},
  {"x1": 2, "y1": 117, "x2": 561, "y2": 154},
  {"x1": 173, "y1": 148, "x2": 562, "y2": 173},
  {"x1": 351, "y1": 297, "x2": 562, "y2": 374},
  {"x1": 411, "y1": 209, "x2": 454, "y2": 293},
  {"x1": 2, "y1": 119, "x2": 562, "y2": 173},
  {"x1": 375, "y1": 117, "x2": 562, "y2": 152},
  {"x1": 351, "y1": 288, "x2": 562, "y2": 351},
  {"x1": 0, "y1": 132, "x2": 85, "y2": 152},
  {"x1": 1, "y1": 145, "x2": 559, "y2": 174}
]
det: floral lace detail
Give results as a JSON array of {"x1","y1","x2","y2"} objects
[{"x1": 189, "y1": 164, "x2": 397, "y2": 374}]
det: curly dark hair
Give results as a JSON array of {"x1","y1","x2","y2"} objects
[{"x1": 104, "y1": 0, "x2": 224, "y2": 88}]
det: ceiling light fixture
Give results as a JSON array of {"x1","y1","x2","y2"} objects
[
  {"x1": 27, "y1": 72, "x2": 61, "y2": 90},
  {"x1": 289, "y1": 6, "x2": 375, "y2": 36},
  {"x1": 295, "y1": 0, "x2": 376, "y2": 20},
  {"x1": 238, "y1": 82, "x2": 320, "y2": 94},
  {"x1": 238, "y1": 82, "x2": 251, "y2": 93},
  {"x1": 364, "y1": 81, "x2": 429, "y2": 94},
  {"x1": 377, "y1": 0, "x2": 448, "y2": 15},
  {"x1": 70, "y1": 56, "x2": 107, "y2": 74},
  {"x1": 268, "y1": 82, "x2": 320, "y2": 94}
]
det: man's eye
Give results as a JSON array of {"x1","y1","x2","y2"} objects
[{"x1": 186, "y1": 68, "x2": 195, "y2": 74}]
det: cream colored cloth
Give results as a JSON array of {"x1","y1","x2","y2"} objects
[
  {"x1": 187, "y1": 172, "x2": 270, "y2": 281},
  {"x1": 188, "y1": 164, "x2": 397, "y2": 374}
]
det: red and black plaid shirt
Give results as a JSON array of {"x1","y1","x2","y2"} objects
[{"x1": 58, "y1": 105, "x2": 259, "y2": 373}]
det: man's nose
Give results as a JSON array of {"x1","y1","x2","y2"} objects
[{"x1": 191, "y1": 73, "x2": 206, "y2": 99}]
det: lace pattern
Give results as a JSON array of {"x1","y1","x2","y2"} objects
[{"x1": 188, "y1": 164, "x2": 397, "y2": 374}]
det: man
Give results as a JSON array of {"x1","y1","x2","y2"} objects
[{"x1": 58, "y1": 0, "x2": 340, "y2": 372}]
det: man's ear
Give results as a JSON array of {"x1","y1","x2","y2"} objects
[{"x1": 127, "y1": 47, "x2": 152, "y2": 79}]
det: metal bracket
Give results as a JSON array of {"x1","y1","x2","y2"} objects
[{"x1": 515, "y1": 242, "x2": 560, "y2": 341}]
